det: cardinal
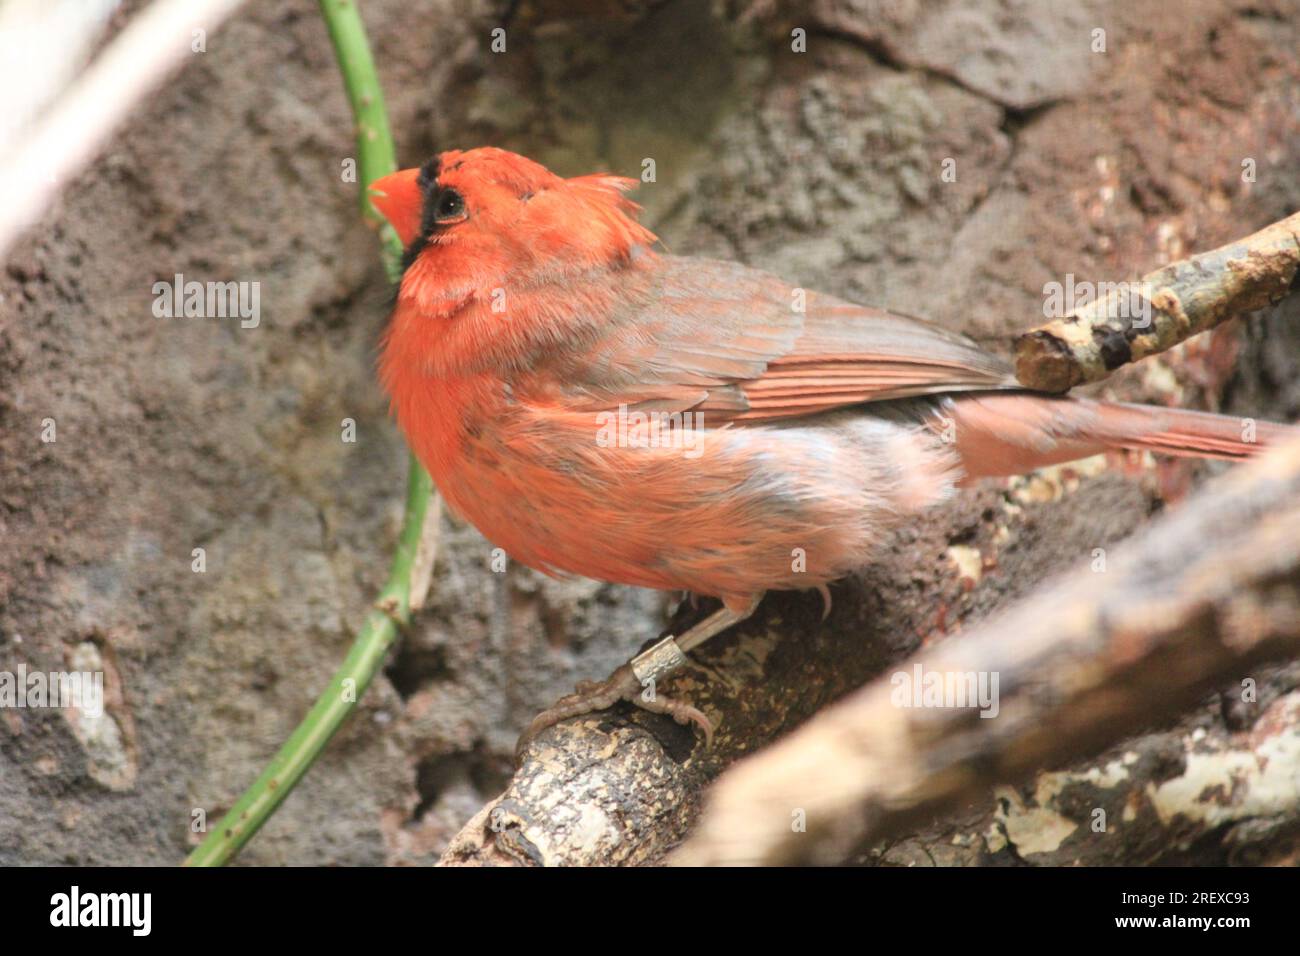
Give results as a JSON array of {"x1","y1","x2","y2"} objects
[{"x1": 370, "y1": 147, "x2": 1291, "y2": 756}]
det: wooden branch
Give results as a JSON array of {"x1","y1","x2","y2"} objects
[
  {"x1": 1015, "y1": 212, "x2": 1300, "y2": 392},
  {"x1": 870, "y1": 684, "x2": 1300, "y2": 867},
  {"x1": 672, "y1": 435, "x2": 1300, "y2": 865},
  {"x1": 439, "y1": 723, "x2": 701, "y2": 866}
]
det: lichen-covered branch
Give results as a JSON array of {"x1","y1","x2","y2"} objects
[
  {"x1": 440, "y1": 724, "x2": 702, "y2": 866},
  {"x1": 1015, "y1": 212, "x2": 1300, "y2": 392},
  {"x1": 849, "y1": 675, "x2": 1300, "y2": 867},
  {"x1": 672, "y1": 434, "x2": 1300, "y2": 866}
]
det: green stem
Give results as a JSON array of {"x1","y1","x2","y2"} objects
[
  {"x1": 185, "y1": 0, "x2": 431, "y2": 866},
  {"x1": 318, "y1": 0, "x2": 404, "y2": 270}
]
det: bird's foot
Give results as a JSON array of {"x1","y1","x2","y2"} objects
[
  {"x1": 513, "y1": 600, "x2": 762, "y2": 763},
  {"x1": 514, "y1": 645, "x2": 713, "y2": 763}
]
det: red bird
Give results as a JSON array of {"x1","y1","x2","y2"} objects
[{"x1": 370, "y1": 147, "x2": 1291, "y2": 754}]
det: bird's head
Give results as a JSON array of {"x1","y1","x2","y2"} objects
[{"x1": 369, "y1": 147, "x2": 656, "y2": 318}]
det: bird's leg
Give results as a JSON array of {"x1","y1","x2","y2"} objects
[{"x1": 515, "y1": 597, "x2": 761, "y2": 761}]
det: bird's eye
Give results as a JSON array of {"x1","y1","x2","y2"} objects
[{"x1": 434, "y1": 189, "x2": 465, "y2": 222}]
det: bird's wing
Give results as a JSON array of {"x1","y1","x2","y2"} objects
[{"x1": 552, "y1": 255, "x2": 1016, "y2": 422}]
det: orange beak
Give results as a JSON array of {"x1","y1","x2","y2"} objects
[{"x1": 368, "y1": 168, "x2": 422, "y2": 246}]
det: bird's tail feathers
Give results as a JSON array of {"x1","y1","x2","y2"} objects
[{"x1": 938, "y1": 393, "x2": 1293, "y2": 481}]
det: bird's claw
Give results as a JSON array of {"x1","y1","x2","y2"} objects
[
  {"x1": 633, "y1": 690, "x2": 714, "y2": 749},
  {"x1": 515, "y1": 662, "x2": 714, "y2": 763}
]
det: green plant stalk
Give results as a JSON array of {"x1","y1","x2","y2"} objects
[
  {"x1": 319, "y1": 0, "x2": 405, "y2": 272},
  {"x1": 185, "y1": 0, "x2": 431, "y2": 866}
]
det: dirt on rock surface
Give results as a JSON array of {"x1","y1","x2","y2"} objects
[{"x1": 2, "y1": 0, "x2": 1298, "y2": 865}]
